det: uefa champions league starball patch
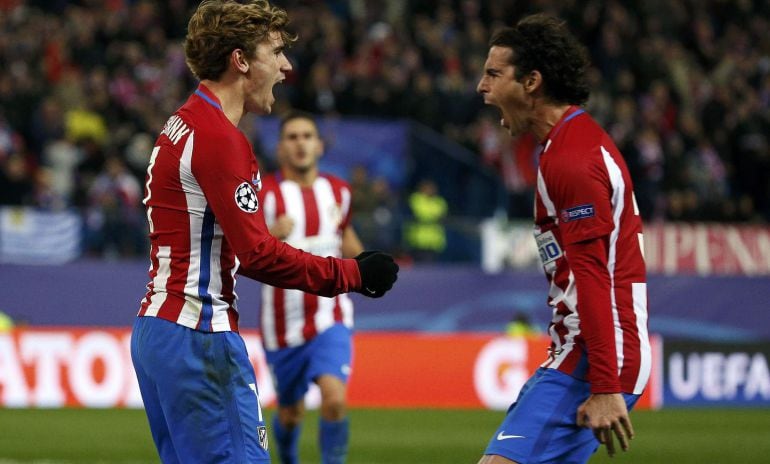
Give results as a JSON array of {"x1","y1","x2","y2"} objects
[{"x1": 235, "y1": 181, "x2": 259, "y2": 213}]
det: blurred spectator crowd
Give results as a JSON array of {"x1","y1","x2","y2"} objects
[{"x1": 1, "y1": 0, "x2": 769, "y2": 259}]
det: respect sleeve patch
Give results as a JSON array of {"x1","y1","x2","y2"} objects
[{"x1": 560, "y1": 204, "x2": 595, "y2": 223}]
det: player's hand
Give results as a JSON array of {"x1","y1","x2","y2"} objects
[
  {"x1": 270, "y1": 215, "x2": 294, "y2": 240},
  {"x1": 576, "y1": 393, "x2": 634, "y2": 457},
  {"x1": 354, "y1": 250, "x2": 399, "y2": 298}
]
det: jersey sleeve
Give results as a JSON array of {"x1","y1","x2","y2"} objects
[
  {"x1": 548, "y1": 150, "x2": 614, "y2": 246},
  {"x1": 191, "y1": 132, "x2": 361, "y2": 296},
  {"x1": 564, "y1": 237, "x2": 621, "y2": 393}
]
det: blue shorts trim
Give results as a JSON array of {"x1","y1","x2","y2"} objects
[
  {"x1": 131, "y1": 316, "x2": 269, "y2": 463},
  {"x1": 265, "y1": 323, "x2": 352, "y2": 406},
  {"x1": 484, "y1": 368, "x2": 639, "y2": 464}
]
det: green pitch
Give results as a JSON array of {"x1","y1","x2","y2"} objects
[{"x1": 0, "y1": 408, "x2": 768, "y2": 463}]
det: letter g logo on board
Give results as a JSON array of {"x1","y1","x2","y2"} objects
[{"x1": 473, "y1": 337, "x2": 529, "y2": 410}]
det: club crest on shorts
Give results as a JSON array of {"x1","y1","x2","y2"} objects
[
  {"x1": 235, "y1": 182, "x2": 259, "y2": 213},
  {"x1": 257, "y1": 425, "x2": 269, "y2": 450}
]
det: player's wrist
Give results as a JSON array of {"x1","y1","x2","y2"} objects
[{"x1": 340, "y1": 258, "x2": 362, "y2": 291}]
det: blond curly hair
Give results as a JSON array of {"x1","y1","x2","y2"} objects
[{"x1": 184, "y1": 0, "x2": 297, "y2": 81}]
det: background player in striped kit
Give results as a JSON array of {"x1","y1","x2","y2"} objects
[
  {"x1": 475, "y1": 14, "x2": 650, "y2": 464},
  {"x1": 131, "y1": 2, "x2": 398, "y2": 463},
  {"x1": 257, "y1": 112, "x2": 363, "y2": 464}
]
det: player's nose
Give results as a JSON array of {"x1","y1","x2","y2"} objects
[{"x1": 476, "y1": 78, "x2": 487, "y2": 95}]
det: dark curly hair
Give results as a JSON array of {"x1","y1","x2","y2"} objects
[
  {"x1": 490, "y1": 14, "x2": 590, "y2": 105},
  {"x1": 184, "y1": 0, "x2": 297, "y2": 81}
]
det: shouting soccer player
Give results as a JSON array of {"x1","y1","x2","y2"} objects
[
  {"x1": 258, "y1": 112, "x2": 362, "y2": 464},
  {"x1": 476, "y1": 14, "x2": 650, "y2": 464},
  {"x1": 130, "y1": 2, "x2": 398, "y2": 463}
]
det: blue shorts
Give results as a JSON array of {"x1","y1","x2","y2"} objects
[
  {"x1": 265, "y1": 323, "x2": 352, "y2": 406},
  {"x1": 131, "y1": 316, "x2": 269, "y2": 464},
  {"x1": 484, "y1": 368, "x2": 639, "y2": 464}
]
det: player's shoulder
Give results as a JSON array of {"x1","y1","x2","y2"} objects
[
  {"x1": 175, "y1": 92, "x2": 240, "y2": 141},
  {"x1": 318, "y1": 173, "x2": 351, "y2": 191},
  {"x1": 260, "y1": 172, "x2": 282, "y2": 191},
  {"x1": 561, "y1": 112, "x2": 605, "y2": 145},
  {"x1": 549, "y1": 114, "x2": 612, "y2": 160}
]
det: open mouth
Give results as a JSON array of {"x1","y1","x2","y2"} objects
[
  {"x1": 484, "y1": 100, "x2": 508, "y2": 128},
  {"x1": 492, "y1": 106, "x2": 508, "y2": 129}
]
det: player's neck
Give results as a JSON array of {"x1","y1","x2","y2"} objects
[
  {"x1": 530, "y1": 103, "x2": 572, "y2": 142},
  {"x1": 282, "y1": 167, "x2": 318, "y2": 188},
  {"x1": 200, "y1": 79, "x2": 245, "y2": 127}
]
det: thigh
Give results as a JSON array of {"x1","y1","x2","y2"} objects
[
  {"x1": 131, "y1": 319, "x2": 181, "y2": 464},
  {"x1": 483, "y1": 368, "x2": 596, "y2": 464},
  {"x1": 307, "y1": 323, "x2": 353, "y2": 384},
  {"x1": 266, "y1": 343, "x2": 312, "y2": 406},
  {"x1": 132, "y1": 317, "x2": 269, "y2": 463}
]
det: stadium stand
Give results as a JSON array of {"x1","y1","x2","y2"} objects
[{"x1": 0, "y1": 0, "x2": 769, "y2": 261}]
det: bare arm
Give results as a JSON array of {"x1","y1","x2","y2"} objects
[{"x1": 341, "y1": 225, "x2": 364, "y2": 258}]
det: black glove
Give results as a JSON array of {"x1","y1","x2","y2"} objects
[{"x1": 354, "y1": 250, "x2": 399, "y2": 298}]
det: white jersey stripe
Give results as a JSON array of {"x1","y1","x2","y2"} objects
[
  {"x1": 602, "y1": 146, "x2": 625, "y2": 374},
  {"x1": 632, "y1": 282, "x2": 652, "y2": 394},
  {"x1": 341, "y1": 188, "x2": 351, "y2": 228},
  {"x1": 144, "y1": 146, "x2": 161, "y2": 234},
  {"x1": 208, "y1": 222, "x2": 230, "y2": 331},
  {"x1": 314, "y1": 296, "x2": 336, "y2": 331},
  {"x1": 546, "y1": 271, "x2": 579, "y2": 369},
  {"x1": 314, "y1": 178, "x2": 336, "y2": 240},
  {"x1": 178, "y1": 132, "x2": 204, "y2": 326},
  {"x1": 536, "y1": 169, "x2": 557, "y2": 220},
  {"x1": 281, "y1": 183, "x2": 305, "y2": 242},
  {"x1": 340, "y1": 293, "x2": 354, "y2": 327},
  {"x1": 263, "y1": 191, "x2": 277, "y2": 225},
  {"x1": 145, "y1": 246, "x2": 171, "y2": 317},
  {"x1": 283, "y1": 289, "x2": 305, "y2": 346},
  {"x1": 261, "y1": 285, "x2": 277, "y2": 348}
]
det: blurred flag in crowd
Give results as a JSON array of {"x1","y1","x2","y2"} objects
[{"x1": 0, "y1": 207, "x2": 81, "y2": 264}]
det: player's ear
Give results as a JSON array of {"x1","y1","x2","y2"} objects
[
  {"x1": 231, "y1": 49, "x2": 249, "y2": 74},
  {"x1": 523, "y1": 70, "x2": 543, "y2": 94}
]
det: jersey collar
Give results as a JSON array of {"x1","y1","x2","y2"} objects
[
  {"x1": 541, "y1": 105, "x2": 585, "y2": 154},
  {"x1": 194, "y1": 84, "x2": 223, "y2": 111}
]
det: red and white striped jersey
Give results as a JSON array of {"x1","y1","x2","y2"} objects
[
  {"x1": 534, "y1": 106, "x2": 651, "y2": 395},
  {"x1": 258, "y1": 173, "x2": 354, "y2": 350},
  {"x1": 137, "y1": 85, "x2": 361, "y2": 333}
]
